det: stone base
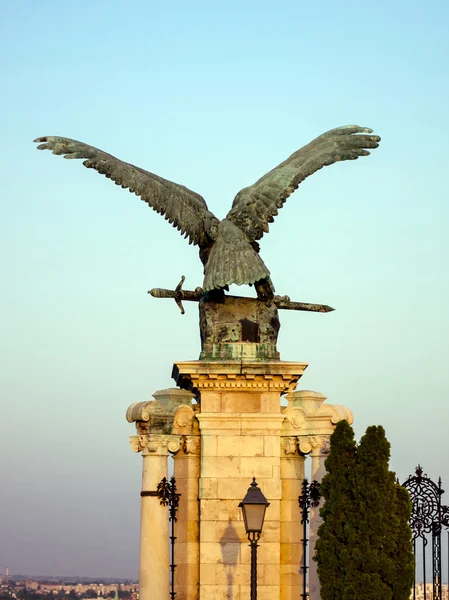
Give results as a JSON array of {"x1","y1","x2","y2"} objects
[
  {"x1": 173, "y1": 360, "x2": 307, "y2": 600},
  {"x1": 128, "y1": 362, "x2": 354, "y2": 600},
  {"x1": 199, "y1": 296, "x2": 280, "y2": 361}
]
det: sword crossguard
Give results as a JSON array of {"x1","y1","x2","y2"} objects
[{"x1": 174, "y1": 276, "x2": 186, "y2": 315}]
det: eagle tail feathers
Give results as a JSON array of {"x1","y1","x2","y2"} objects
[{"x1": 203, "y1": 220, "x2": 270, "y2": 291}]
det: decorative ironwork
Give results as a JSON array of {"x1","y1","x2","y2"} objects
[
  {"x1": 298, "y1": 478, "x2": 321, "y2": 600},
  {"x1": 402, "y1": 465, "x2": 449, "y2": 600},
  {"x1": 156, "y1": 476, "x2": 181, "y2": 600}
]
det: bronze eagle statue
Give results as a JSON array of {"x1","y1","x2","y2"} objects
[{"x1": 34, "y1": 125, "x2": 380, "y2": 301}]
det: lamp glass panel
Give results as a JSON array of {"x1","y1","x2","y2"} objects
[{"x1": 243, "y1": 504, "x2": 267, "y2": 533}]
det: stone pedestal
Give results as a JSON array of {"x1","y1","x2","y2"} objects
[
  {"x1": 174, "y1": 360, "x2": 307, "y2": 600},
  {"x1": 139, "y1": 438, "x2": 170, "y2": 600},
  {"x1": 127, "y1": 368, "x2": 353, "y2": 600}
]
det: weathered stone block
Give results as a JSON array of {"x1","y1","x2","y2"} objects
[
  {"x1": 280, "y1": 541, "x2": 302, "y2": 564},
  {"x1": 240, "y1": 456, "x2": 279, "y2": 478},
  {"x1": 201, "y1": 456, "x2": 241, "y2": 478},
  {"x1": 281, "y1": 477, "x2": 303, "y2": 499},
  {"x1": 175, "y1": 542, "x2": 200, "y2": 564},
  {"x1": 200, "y1": 392, "x2": 222, "y2": 413},
  {"x1": 200, "y1": 542, "x2": 241, "y2": 565},
  {"x1": 221, "y1": 392, "x2": 261, "y2": 413},
  {"x1": 263, "y1": 564, "x2": 281, "y2": 586},
  {"x1": 264, "y1": 435, "x2": 281, "y2": 457},
  {"x1": 176, "y1": 519, "x2": 200, "y2": 543},
  {"x1": 201, "y1": 435, "x2": 218, "y2": 455},
  {"x1": 280, "y1": 520, "x2": 302, "y2": 543},
  {"x1": 200, "y1": 499, "x2": 241, "y2": 521},
  {"x1": 199, "y1": 478, "x2": 218, "y2": 499},
  {"x1": 260, "y1": 392, "x2": 282, "y2": 412},
  {"x1": 215, "y1": 520, "x2": 246, "y2": 543},
  {"x1": 240, "y1": 541, "x2": 279, "y2": 564},
  {"x1": 240, "y1": 585, "x2": 280, "y2": 600},
  {"x1": 216, "y1": 434, "x2": 264, "y2": 457},
  {"x1": 199, "y1": 564, "x2": 216, "y2": 585},
  {"x1": 256, "y1": 477, "x2": 282, "y2": 499},
  {"x1": 280, "y1": 563, "x2": 302, "y2": 585},
  {"x1": 200, "y1": 585, "x2": 240, "y2": 600},
  {"x1": 260, "y1": 520, "x2": 281, "y2": 542},
  {"x1": 280, "y1": 455, "x2": 305, "y2": 479},
  {"x1": 280, "y1": 499, "x2": 299, "y2": 522}
]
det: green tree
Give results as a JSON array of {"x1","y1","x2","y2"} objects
[
  {"x1": 314, "y1": 420, "x2": 358, "y2": 599},
  {"x1": 390, "y1": 484, "x2": 415, "y2": 598},
  {"x1": 315, "y1": 421, "x2": 414, "y2": 600}
]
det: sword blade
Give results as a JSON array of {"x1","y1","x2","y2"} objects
[{"x1": 148, "y1": 287, "x2": 334, "y2": 313}]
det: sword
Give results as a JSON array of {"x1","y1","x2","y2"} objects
[{"x1": 148, "y1": 277, "x2": 334, "y2": 315}]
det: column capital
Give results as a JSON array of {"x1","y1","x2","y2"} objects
[
  {"x1": 173, "y1": 360, "x2": 308, "y2": 395},
  {"x1": 281, "y1": 436, "x2": 301, "y2": 456},
  {"x1": 298, "y1": 434, "x2": 331, "y2": 456},
  {"x1": 282, "y1": 389, "x2": 353, "y2": 437},
  {"x1": 126, "y1": 388, "x2": 195, "y2": 442},
  {"x1": 130, "y1": 433, "x2": 182, "y2": 455},
  {"x1": 181, "y1": 435, "x2": 201, "y2": 455}
]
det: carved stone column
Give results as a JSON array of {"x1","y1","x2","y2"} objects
[
  {"x1": 279, "y1": 436, "x2": 306, "y2": 600},
  {"x1": 300, "y1": 435, "x2": 330, "y2": 600},
  {"x1": 137, "y1": 434, "x2": 171, "y2": 600},
  {"x1": 172, "y1": 406, "x2": 201, "y2": 600},
  {"x1": 127, "y1": 389, "x2": 194, "y2": 600}
]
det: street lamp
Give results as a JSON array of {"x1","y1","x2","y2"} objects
[{"x1": 239, "y1": 478, "x2": 270, "y2": 600}]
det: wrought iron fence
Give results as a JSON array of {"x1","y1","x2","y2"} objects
[
  {"x1": 156, "y1": 476, "x2": 180, "y2": 600},
  {"x1": 298, "y1": 478, "x2": 321, "y2": 599},
  {"x1": 402, "y1": 465, "x2": 449, "y2": 600}
]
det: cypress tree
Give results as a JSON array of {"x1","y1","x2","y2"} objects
[
  {"x1": 315, "y1": 420, "x2": 358, "y2": 599},
  {"x1": 351, "y1": 426, "x2": 395, "y2": 599},
  {"x1": 315, "y1": 422, "x2": 414, "y2": 600},
  {"x1": 389, "y1": 484, "x2": 415, "y2": 598}
]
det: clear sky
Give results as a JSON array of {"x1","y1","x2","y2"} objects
[{"x1": 1, "y1": 0, "x2": 448, "y2": 580}]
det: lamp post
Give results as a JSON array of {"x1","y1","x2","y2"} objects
[
  {"x1": 239, "y1": 478, "x2": 270, "y2": 600},
  {"x1": 298, "y1": 478, "x2": 321, "y2": 600}
]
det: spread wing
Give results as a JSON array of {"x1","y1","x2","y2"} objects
[
  {"x1": 226, "y1": 125, "x2": 381, "y2": 242},
  {"x1": 34, "y1": 136, "x2": 219, "y2": 247}
]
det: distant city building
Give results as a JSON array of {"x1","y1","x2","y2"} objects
[
  {"x1": 413, "y1": 583, "x2": 448, "y2": 600},
  {"x1": 0, "y1": 579, "x2": 138, "y2": 600}
]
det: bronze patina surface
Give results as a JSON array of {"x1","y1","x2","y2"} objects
[
  {"x1": 34, "y1": 125, "x2": 380, "y2": 302},
  {"x1": 35, "y1": 125, "x2": 380, "y2": 359}
]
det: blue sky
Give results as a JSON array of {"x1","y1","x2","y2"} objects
[{"x1": 1, "y1": 0, "x2": 448, "y2": 579}]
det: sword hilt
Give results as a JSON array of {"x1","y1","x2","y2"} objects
[{"x1": 148, "y1": 276, "x2": 203, "y2": 314}]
